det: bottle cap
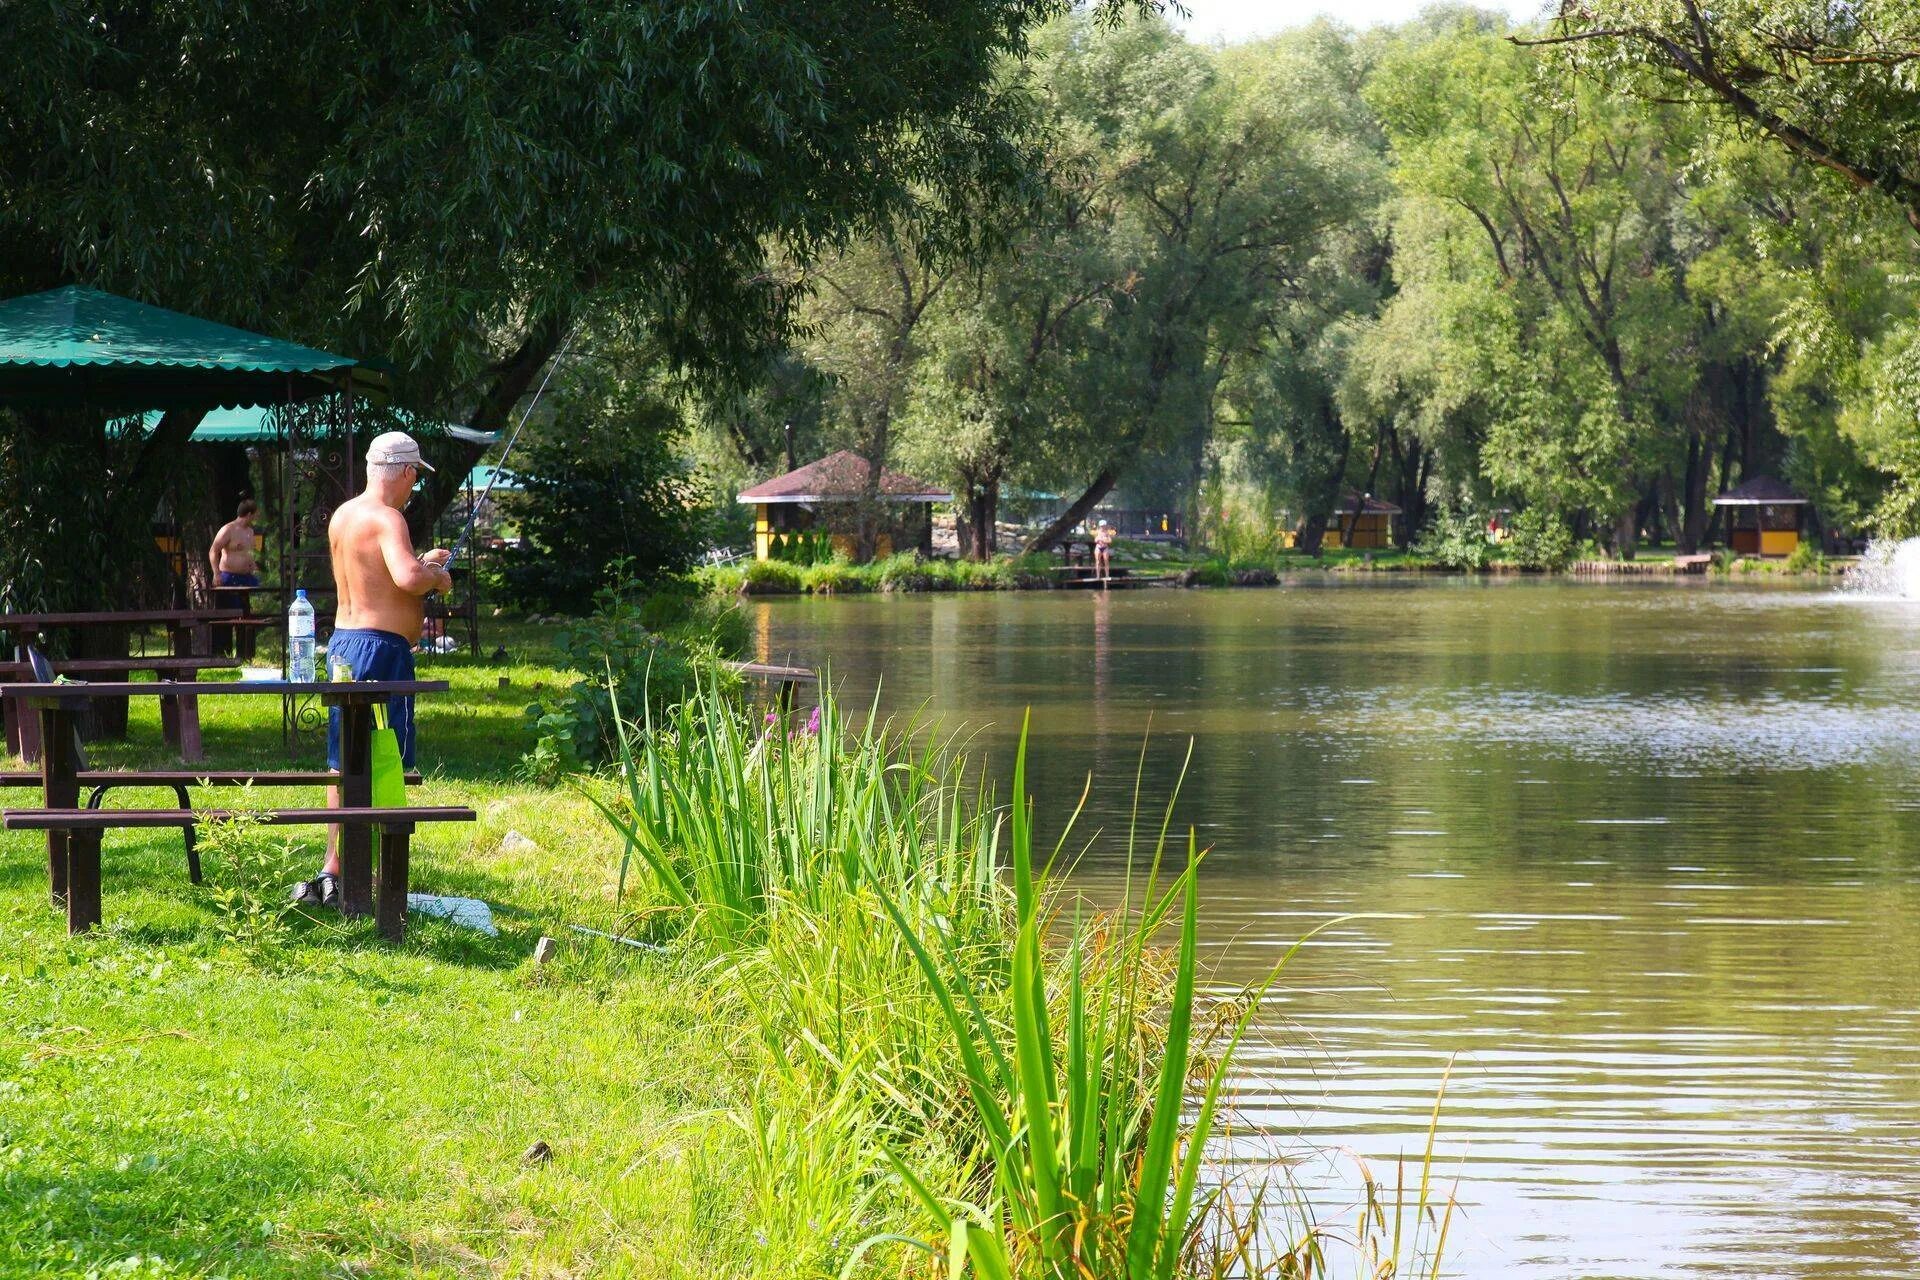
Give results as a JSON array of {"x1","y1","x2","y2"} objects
[{"x1": 295, "y1": 588, "x2": 307, "y2": 599}]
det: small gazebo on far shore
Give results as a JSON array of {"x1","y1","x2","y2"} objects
[
  {"x1": 1320, "y1": 491, "x2": 1402, "y2": 550},
  {"x1": 1714, "y1": 475, "x2": 1809, "y2": 558},
  {"x1": 737, "y1": 450, "x2": 950, "y2": 561}
]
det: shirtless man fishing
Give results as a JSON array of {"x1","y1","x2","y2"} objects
[
  {"x1": 292, "y1": 431, "x2": 453, "y2": 907},
  {"x1": 208, "y1": 498, "x2": 261, "y2": 586}
]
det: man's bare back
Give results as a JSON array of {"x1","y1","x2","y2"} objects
[{"x1": 329, "y1": 491, "x2": 450, "y2": 643}]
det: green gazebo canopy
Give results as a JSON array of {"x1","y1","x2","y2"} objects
[
  {"x1": 135, "y1": 406, "x2": 496, "y2": 446},
  {"x1": 0, "y1": 285, "x2": 378, "y2": 413}
]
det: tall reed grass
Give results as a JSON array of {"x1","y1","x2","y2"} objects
[{"x1": 591, "y1": 681, "x2": 1453, "y2": 1279}]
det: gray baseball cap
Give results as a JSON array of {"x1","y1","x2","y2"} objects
[{"x1": 366, "y1": 430, "x2": 434, "y2": 472}]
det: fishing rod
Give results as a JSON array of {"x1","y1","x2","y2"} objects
[{"x1": 449, "y1": 323, "x2": 578, "y2": 564}]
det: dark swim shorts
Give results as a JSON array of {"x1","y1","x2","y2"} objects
[
  {"x1": 215, "y1": 571, "x2": 260, "y2": 587},
  {"x1": 325, "y1": 628, "x2": 417, "y2": 769}
]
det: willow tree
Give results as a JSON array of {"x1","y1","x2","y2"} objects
[{"x1": 0, "y1": 0, "x2": 1157, "y2": 601}]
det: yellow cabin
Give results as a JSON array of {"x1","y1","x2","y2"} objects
[
  {"x1": 1713, "y1": 476, "x2": 1809, "y2": 558},
  {"x1": 1318, "y1": 491, "x2": 1401, "y2": 550},
  {"x1": 737, "y1": 451, "x2": 951, "y2": 562}
]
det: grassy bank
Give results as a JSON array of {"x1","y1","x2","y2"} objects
[
  {"x1": 695, "y1": 541, "x2": 1847, "y2": 596},
  {"x1": 0, "y1": 638, "x2": 1450, "y2": 1277}
]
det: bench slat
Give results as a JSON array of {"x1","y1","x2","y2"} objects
[
  {"x1": 4, "y1": 806, "x2": 474, "y2": 830},
  {"x1": 0, "y1": 771, "x2": 424, "y2": 787},
  {"x1": 0, "y1": 657, "x2": 242, "y2": 674}
]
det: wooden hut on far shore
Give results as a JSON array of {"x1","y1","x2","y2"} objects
[
  {"x1": 1714, "y1": 475, "x2": 1809, "y2": 557},
  {"x1": 737, "y1": 450, "x2": 950, "y2": 561},
  {"x1": 1319, "y1": 491, "x2": 1401, "y2": 550}
]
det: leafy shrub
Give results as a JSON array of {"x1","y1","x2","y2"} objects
[
  {"x1": 1504, "y1": 507, "x2": 1574, "y2": 570},
  {"x1": 689, "y1": 562, "x2": 746, "y2": 595},
  {"x1": 500, "y1": 388, "x2": 717, "y2": 613},
  {"x1": 1183, "y1": 559, "x2": 1232, "y2": 587},
  {"x1": 741, "y1": 558, "x2": 805, "y2": 594},
  {"x1": 951, "y1": 557, "x2": 1014, "y2": 590},
  {"x1": 877, "y1": 552, "x2": 953, "y2": 592},
  {"x1": 801, "y1": 559, "x2": 872, "y2": 593},
  {"x1": 769, "y1": 529, "x2": 834, "y2": 565},
  {"x1": 524, "y1": 568, "x2": 744, "y2": 773},
  {"x1": 1415, "y1": 511, "x2": 1491, "y2": 571},
  {"x1": 1785, "y1": 540, "x2": 1828, "y2": 574},
  {"x1": 199, "y1": 805, "x2": 306, "y2": 952}
]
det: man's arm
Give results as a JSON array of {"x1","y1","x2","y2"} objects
[
  {"x1": 208, "y1": 523, "x2": 228, "y2": 574},
  {"x1": 377, "y1": 510, "x2": 453, "y2": 596}
]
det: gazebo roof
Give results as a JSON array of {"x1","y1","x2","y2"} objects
[
  {"x1": 0, "y1": 285, "x2": 378, "y2": 413},
  {"x1": 1714, "y1": 475, "x2": 1807, "y2": 506},
  {"x1": 1334, "y1": 489, "x2": 1402, "y2": 516},
  {"x1": 133, "y1": 405, "x2": 492, "y2": 446},
  {"x1": 737, "y1": 450, "x2": 951, "y2": 504}
]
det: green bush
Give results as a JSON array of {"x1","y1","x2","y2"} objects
[
  {"x1": 877, "y1": 551, "x2": 954, "y2": 592},
  {"x1": 741, "y1": 558, "x2": 805, "y2": 594},
  {"x1": 1414, "y1": 511, "x2": 1492, "y2": 571},
  {"x1": 1504, "y1": 507, "x2": 1574, "y2": 570},
  {"x1": 769, "y1": 529, "x2": 834, "y2": 565},
  {"x1": 1785, "y1": 540, "x2": 1829, "y2": 574},
  {"x1": 801, "y1": 559, "x2": 873, "y2": 593},
  {"x1": 523, "y1": 568, "x2": 745, "y2": 774},
  {"x1": 500, "y1": 390, "x2": 717, "y2": 613},
  {"x1": 951, "y1": 557, "x2": 1014, "y2": 590},
  {"x1": 689, "y1": 562, "x2": 746, "y2": 595}
]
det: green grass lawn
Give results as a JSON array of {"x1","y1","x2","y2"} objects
[{"x1": 0, "y1": 631, "x2": 774, "y2": 1278}]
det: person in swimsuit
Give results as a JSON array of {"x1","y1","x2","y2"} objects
[
  {"x1": 292, "y1": 431, "x2": 452, "y2": 907},
  {"x1": 1093, "y1": 519, "x2": 1115, "y2": 582},
  {"x1": 209, "y1": 499, "x2": 261, "y2": 587}
]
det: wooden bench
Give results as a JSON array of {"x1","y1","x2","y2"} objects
[
  {"x1": 0, "y1": 769, "x2": 425, "y2": 884},
  {"x1": 4, "y1": 803, "x2": 474, "y2": 941},
  {"x1": 721, "y1": 660, "x2": 819, "y2": 714}
]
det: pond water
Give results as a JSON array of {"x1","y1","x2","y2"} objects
[{"x1": 748, "y1": 579, "x2": 1920, "y2": 1280}]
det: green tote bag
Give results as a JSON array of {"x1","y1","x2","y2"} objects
[{"x1": 370, "y1": 702, "x2": 407, "y2": 808}]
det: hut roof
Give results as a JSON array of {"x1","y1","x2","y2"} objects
[
  {"x1": 1333, "y1": 490, "x2": 1402, "y2": 516},
  {"x1": 1713, "y1": 475, "x2": 1808, "y2": 506},
  {"x1": 737, "y1": 450, "x2": 951, "y2": 504}
]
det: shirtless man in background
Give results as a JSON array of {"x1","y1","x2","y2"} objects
[
  {"x1": 208, "y1": 498, "x2": 261, "y2": 586},
  {"x1": 292, "y1": 431, "x2": 452, "y2": 907}
]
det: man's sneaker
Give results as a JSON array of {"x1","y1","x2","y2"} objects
[{"x1": 290, "y1": 872, "x2": 339, "y2": 908}]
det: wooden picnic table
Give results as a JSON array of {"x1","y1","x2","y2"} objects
[
  {"x1": 0, "y1": 655, "x2": 241, "y2": 761},
  {"x1": 0, "y1": 611, "x2": 248, "y2": 760},
  {"x1": 2, "y1": 679, "x2": 455, "y2": 937}
]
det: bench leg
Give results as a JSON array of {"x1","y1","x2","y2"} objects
[
  {"x1": 41, "y1": 707, "x2": 76, "y2": 907},
  {"x1": 376, "y1": 824, "x2": 411, "y2": 943},
  {"x1": 66, "y1": 830, "x2": 102, "y2": 934},
  {"x1": 170, "y1": 784, "x2": 200, "y2": 884},
  {"x1": 159, "y1": 687, "x2": 180, "y2": 747}
]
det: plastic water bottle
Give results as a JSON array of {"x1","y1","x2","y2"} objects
[{"x1": 288, "y1": 589, "x2": 316, "y2": 683}]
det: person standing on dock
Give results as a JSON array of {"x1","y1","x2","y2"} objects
[{"x1": 1093, "y1": 519, "x2": 1114, "y2": 583}]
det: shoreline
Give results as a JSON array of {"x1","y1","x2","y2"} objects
[{"x1": 697, "y1": 552, "x2": 1851, "y2": 597}]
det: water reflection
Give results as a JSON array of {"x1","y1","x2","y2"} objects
[{"x1": 752, "y1": 580, "x2": 1920, "y2": 1279}]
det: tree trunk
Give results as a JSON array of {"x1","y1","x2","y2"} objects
[
  {"x1": 1612, "y1": 506, "x2": 1638, "y2": 560},
  {"x1": 1028, "y1": 468, "x2": 1118, "y2": 554},
  {"x1": 1679, "y1": 433, "x2": 1711, "y2": 553},
  {"x1": 964, "y1": 476, "x2": 1000, "y2": 561},
  {"x1": 1296, "y1": 513, "x2": 1331, "y2": 556}
]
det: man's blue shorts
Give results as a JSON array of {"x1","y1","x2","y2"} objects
[
  {"x1": 326, "y1": 628, "x2": 417, "y2": 770},
  {"x1": 216, "y1": 571, "x2": 260, "y2": 587}
]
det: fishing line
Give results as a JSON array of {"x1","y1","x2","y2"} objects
[{"x1": 451, "y1": 323, "x2": 578, "y2": 563}]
